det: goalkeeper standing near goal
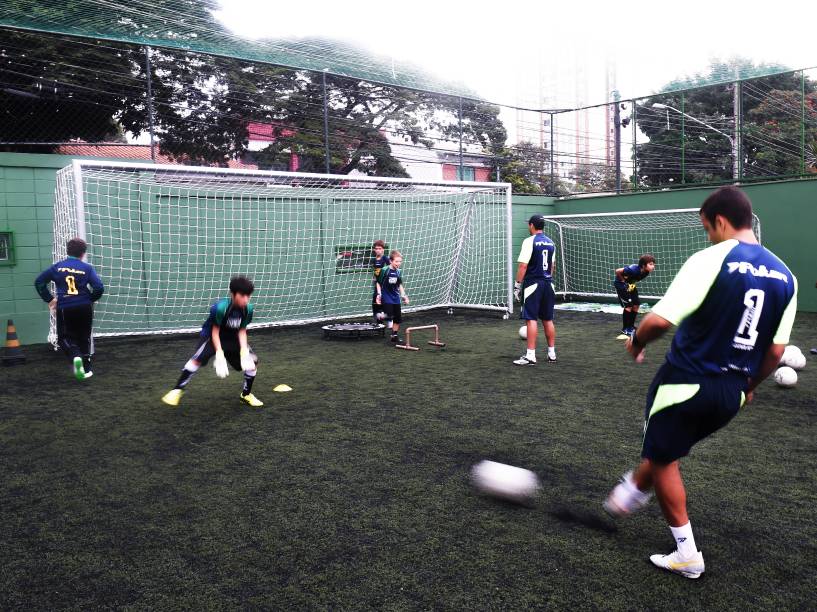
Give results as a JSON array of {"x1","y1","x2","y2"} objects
[
  {"x1": 371, "y1": 240, "x2": 390, "y2": 324},
  {"x1": 603, "y1": 186, "x2": 797, "y2": 579},
  {"x1": 513, "y1": 215, "x2": 557, "y2": 365},
  {"x1": 34, "y1": 238, "x2": 104, "y2": 380},
  {"x1": 162, "y1": 276, "x2": 263, "y2": 407},
  {"x1": 613, "y1": 254, "x2": 656, "y2": 339}
]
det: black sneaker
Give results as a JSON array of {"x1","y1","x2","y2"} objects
[{"x1": 390, "y1": 334, "x2": 400, "y2": 343}]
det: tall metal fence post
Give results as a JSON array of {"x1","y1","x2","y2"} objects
[
  {"x1": 680, "y1": 92, "x2": 685, "y2": 184},
  {"x1": 549, "y1": 113, "x2": 555, "y2": 195},
  {"x1": 802, "y1": 69, "x2": 806, "y2": 175},
  {"x1": 632, "y1": 100, "x2": 637, "y2": 190},
  {"x1": 322, "y1": 70, "x2": 331, "y2": 174},
  {"x1": 458, "y1": 97, "x2": 464, "y2": 180},
  {"x1": 144, "y1": 46, "x2": 156, "y2": 162}
]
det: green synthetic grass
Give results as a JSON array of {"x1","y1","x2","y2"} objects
[{"x1": 2, "y1": 310, "x2": 816, "y2": 610}]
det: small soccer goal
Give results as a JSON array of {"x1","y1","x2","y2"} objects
[
  {"x1": 51, "y1": 161, "x2": 512, "y2": 344},
  {"x1": 542, "y1": 208, "x2": 761, "y2": 300}
]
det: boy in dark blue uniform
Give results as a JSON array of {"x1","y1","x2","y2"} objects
[
  {"x1": 513, "y1": 215, "x2": 557, "y2": 365},
  {"x1": 34, "y1": 238, "x2": 104, "y2": 380},
  {"x1": 371, "y1": 240, "x2": 390, "y2": 324},
  {"x1": 162, "y1": 276, "x2": 263, "y2": 407},
  {"x1": 603, "y1": 187, "x2": 797, "y2": 579},
  {"x1": 613, "y1": 254, "x2": 655, "y2": 339},
  {"x1": 375, "y1": 250, "x2": 409, "y2": 343}
]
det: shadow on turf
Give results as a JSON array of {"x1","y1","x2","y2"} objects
[{"x1": 547, "y1": 505, "x2": 619, "y2": 534}]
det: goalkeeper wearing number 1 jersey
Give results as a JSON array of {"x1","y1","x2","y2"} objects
[
  {"x1": 161, "y1": 276, "x2": 263, "y2": 407},
  {"x1": 34, "y1": 238, "x2": 104, "y2": 381}
]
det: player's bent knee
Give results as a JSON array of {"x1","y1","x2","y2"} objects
[{"x1": 244, "y1": 368, "x2": 257, "y2": 377}]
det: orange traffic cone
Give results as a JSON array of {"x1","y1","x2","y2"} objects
[{"x1": 2, "y1": 319, "x2": 26, "y2": 366}]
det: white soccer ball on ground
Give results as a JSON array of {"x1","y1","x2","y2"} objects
[
  {"x1": 471, "y1": 460, "x2": 540, "y2": 504},
  {"x1": 773, "y1": 366, "x2": 798, "y2": 388},
  {"x1": 519, "y1": 325, "x2": 527, "y2": 340},
  {"x1": 780, "y1": 345, "x2": 806, "y2": 370}
]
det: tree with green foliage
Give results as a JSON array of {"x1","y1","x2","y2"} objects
[
  {"x1": 497, "y1": 141, "x2": 568, "y2": 195},
  {"x1": 635, "y1": 59, "x2": 817, "y2": 186}
]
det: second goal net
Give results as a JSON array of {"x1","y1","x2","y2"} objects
[{"x1": 542, "y1": 208, "x2": 761, "y2": 300}]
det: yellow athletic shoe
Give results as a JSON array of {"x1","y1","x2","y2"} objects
[
  {"x1": 161, "y1": 388, "x2": 184, "y2": 406},
  {"x1": 616, "y1": 334, "x2": 630, "y2": 340},
  {"x1": 240, "y1": 393, "x2": 264, "y2": 407}
]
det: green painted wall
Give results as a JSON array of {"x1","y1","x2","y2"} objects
[
  {"x1": 0, "y1": 154, "x2": 77, "y2": 346},
  {"x1": 553, "y1": 180, "x2": 817, "y2": 312}
]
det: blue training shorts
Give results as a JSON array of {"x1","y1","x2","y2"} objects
[
  {"x1": 520, "y1": 279, "x2": 555, "y2": 322},
  {"x1": 641, "y1": 361, "x2": 748, "y2": 463}
]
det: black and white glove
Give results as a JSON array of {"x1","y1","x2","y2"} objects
[{"x1": 513, "y1": 281, "x2": 522, "y2": 303}]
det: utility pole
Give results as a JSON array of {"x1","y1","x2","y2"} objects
[
  {"x1": 733, "y1": 69, "x2": 741, "y2": 181},
  {"x1": 613, "y1": 90, "x2": 621, "y2": 193}
]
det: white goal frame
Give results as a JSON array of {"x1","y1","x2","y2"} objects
[
  {"x1": 543, "y1": 207, "x2": 762, "y2": 300},
  {"x1": 51, "y1": 160, "x2": 513, "y2": 342}
]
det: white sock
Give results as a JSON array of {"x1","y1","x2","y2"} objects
[
  {"x1": 670, "y1": 522, "x2": 697, "y2": 558},
  {"x1": 548, "y1": 346, "x2": 556, "y2": 359},
  {"x1": 183, "y1": 359, "x2": 200, "y2": 372},
  {"x1": 526, "y1": 349, "x2": 536, "y2": 361}
]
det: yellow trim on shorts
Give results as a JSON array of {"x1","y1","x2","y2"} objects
[{"x1": 648, "y1": 384, "x2": 701, "y2": 419}]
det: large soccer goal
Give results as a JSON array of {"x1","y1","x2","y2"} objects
[
  {"x1": 542, "y1": 208, "x2": 761, "y2": 300},
  {"x1": 51, "y1": 161, "x2": 512, "y2": 340}
]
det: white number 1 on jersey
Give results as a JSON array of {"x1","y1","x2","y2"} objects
[{"x1": 733, "y1": 288, "x2": 765, "y2": 347}]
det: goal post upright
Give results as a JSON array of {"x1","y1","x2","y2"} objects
[
  {"x1": 71, "y1": 159, "x2": 87, "y2": 241},
  {"x1": 505, "y1": 183, "x2": 513, "y2": 317}
]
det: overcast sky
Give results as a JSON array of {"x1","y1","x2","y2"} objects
[{"x1": 215, "y1": 0, "x2": 817, "y2": 107}]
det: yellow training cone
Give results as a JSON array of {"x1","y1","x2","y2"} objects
[{"x1": 273, "y1": 384, "x2": 292, "y2": 392}]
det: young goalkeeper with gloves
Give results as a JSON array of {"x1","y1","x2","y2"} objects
[{"x1": 162, "y1": 276, "x2": 263, "y2": 407}]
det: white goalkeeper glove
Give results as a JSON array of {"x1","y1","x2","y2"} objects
[
  {"x1": 214, "y1": 349, "x2": 229, "y2": 378},
  {"x1": 513, "y1": 281, "x2": 522, "y2": 303},
  {"x1": 239, "y1": 347, "x2": 255, "y2": 372}
]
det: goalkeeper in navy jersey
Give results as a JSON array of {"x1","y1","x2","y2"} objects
[
  {"x1": 513, "y1": 215, "x2": 557, "y2": 365},
  {"x1": 371, "y1": 240, "x2": 390, "y2": 323},
  {"x1": 613, "y1": 254, "x2": 656, "y2": 339},
  {"x1": 161, "y1": 276, "x2": 263, "y2": 408},
  {"x1": 375, "y1": 250, "x2": 409, "y2": 343},
  {"x1": 34, "y1": 238, "x2": 104, "y2": 380},
  {"x1": 603, "y1": 186, "x2": 797, "y2": 580}
]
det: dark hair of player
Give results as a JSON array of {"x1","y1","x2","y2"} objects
[
  {"x1": 389, "y1": 250, "x2": 402, "y2": 259},
  {"x1": 639, "y1": 254, "x2": 655, "y2": 267},
  {"x1": 229, "y1": 275, "x2": 255, "y2": 296},
  {"x1": 699, "y1": 186, "x2": 753, "y2": 230},
  {"x1": 528, "y1": 215, "x2": 546, "y2": 230},
  {"x1": 373, "y1": 239, "x2": 385, "y2": 249},
  {"x1": 66, "y1": 238, "x2": 87, "y2": 258}
]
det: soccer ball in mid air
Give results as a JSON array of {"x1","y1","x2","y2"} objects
[
  {"x1": 780, "y1": 345, "x2": 806, "y2": 370},
  {"x1": 773, "y1": 366, "x2": 798, "y2": 388},
  {"x1": 519, "y1": 325, "x2": 527, "y2": 340},
  {"x1": 471, "y1": 460, "x2": 540, "y2": 504}
]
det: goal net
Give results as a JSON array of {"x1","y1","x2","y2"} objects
[
  {"x1": 51, "y1": 161, "x2": 511, "y2": 341},
  {"x1": 542, "y1": 208, "x2": 762, "y2": 299}
]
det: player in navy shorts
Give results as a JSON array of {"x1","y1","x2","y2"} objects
[
  {"x1": 513, "y1": 215, "x2": 557, "y2": 365},
  {"x1": 603, "y1": 186, "x2": 798, "y2": 579}
]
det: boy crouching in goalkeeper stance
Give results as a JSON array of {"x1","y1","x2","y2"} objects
[
  {"x1": 614, "y1": 254, "x2": 655, "y2": 340},
  {"x1": 162, "y1": 276, "x2": 263, "y2": 407}
]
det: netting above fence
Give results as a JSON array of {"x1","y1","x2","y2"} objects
[{"x1": 0, "y1": 0, "x2": 474, "y2": 98}]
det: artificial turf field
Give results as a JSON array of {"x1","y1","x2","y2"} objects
[{"x1": 2, "y1": 309, "x2": 816, "y2": 610}]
